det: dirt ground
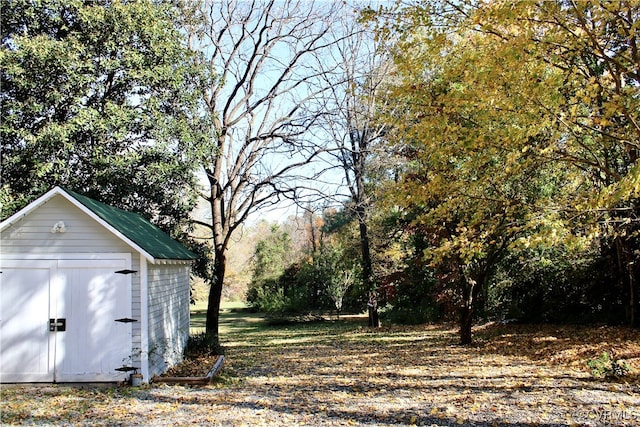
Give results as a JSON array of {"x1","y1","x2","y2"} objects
[{"x1": 1, "y1": 317, "x2": 639, "y2": 426}]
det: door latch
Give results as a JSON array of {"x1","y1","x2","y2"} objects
[{"x1": 49, "y1": 318, "x2": 66, "y2": 332}]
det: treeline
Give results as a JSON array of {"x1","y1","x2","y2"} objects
[
  {"x1": 246, "y1": 211, "x2": 365, "y2": 318},
  {"x1": 250, "y1": 1, "x2": 640, "y2": 343},
  {"x1": 247, "y1": 204, "x2": 628, "y2": 330}
]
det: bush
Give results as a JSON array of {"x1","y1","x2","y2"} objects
[
  {"x1": 487, "y1": 247, "x2": 627, "y2": 324},
  {"x1": 250, "y1": 246, "x2": 365, "y2": 315},
  {"x1": 587, "y1": 351, "x2": 630, "y2": 380},
  {"x1": 380, "y1": 266, "x2": 442, "y2": 325},
  {"x1": 380, "y1": 302, "x2": 442, "y2": 325},
  {"x1": 184, "y1": 332, "x2": 225, "y2": 358},
  {"x1": 254, "y1": 286, "x2": 291, "y2": 314}
]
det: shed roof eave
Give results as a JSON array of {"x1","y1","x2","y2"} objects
[
  {"x1": 1, "y1": 186, "x2": 197, "y2": 263},
  {"x1": 151, "y1": 259, "x2": 195, "y2": 265},
  {"x1": 58, "y1": 189, "x2": 159, "y2": 262},
  {"x1": 63, "y1": 188, "x2": 197, "y2": 261},
  {"x1": 0, "y1": 187, "x2": 60, "y2": 231}
]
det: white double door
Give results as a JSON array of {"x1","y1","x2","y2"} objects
[{"x1": 0, "y1": 256, "x2": 132, "y2": 382}]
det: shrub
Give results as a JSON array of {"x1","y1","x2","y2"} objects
[
  {"x1": 184, "y1": 332, "x2": 225, "y2": 358},
  {"x1": 586, "y1": 351, "x2": 630, "y2": 380},
  {"x1": 255, "y1": 286, "x2": 291, "y2": 314}
]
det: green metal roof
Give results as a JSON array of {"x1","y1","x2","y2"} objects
[{"x1": 65, "y1": 188, "x2": 198, "y2": 261}]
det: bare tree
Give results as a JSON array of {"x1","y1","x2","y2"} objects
[
  {"x1": 312, "y1": 11, "x2": 393, "y2": 327},
  {"x1": 327, "y1": 268, "x2": 356, "y2": 320},
  {"x1": 187, "y1": 0, "x2": 343, "y2": 339}
]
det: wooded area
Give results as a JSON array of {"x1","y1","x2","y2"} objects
[
  {"x1": 2, "y1": 0, "x2": 640, "y2": 347},
  {"x1": 237, "y1": 0, "x2": 640, "y2": 345}
]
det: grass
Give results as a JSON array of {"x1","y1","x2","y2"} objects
[
  {"x1": 1, "y1": 307, "x2": 639, "y2": 426},
  {"x1": 189, "y1": 300, "x2": 254, "y2": 334}
]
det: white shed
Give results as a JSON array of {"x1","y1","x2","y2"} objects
[{"x1": 0, "y1": 186, "x2": 198, "y2": 383}]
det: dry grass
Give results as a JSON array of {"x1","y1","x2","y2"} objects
[
  {"x1": 474, "y1": 322, "x2": 640, "y2": 374},
  {"x1": 1, "y1": 314, "x2": 639, "y2": 426}
]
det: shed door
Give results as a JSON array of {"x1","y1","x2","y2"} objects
[
  {"x1": 54, "y1": 259, "x2": 132, "y2": 382},
  {"x1": 0, "y1": 257, "x2": 132, "y2": 383},
  {"x1": 0, "y1": 261, "x2": 56, "y2": 382}
]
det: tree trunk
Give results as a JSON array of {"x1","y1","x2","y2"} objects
[
  {"x1": 459, "y1": 281, "x2": 475, "y2": 345},
  {"x1": 625, "y1": 251, "x2": 638, "y2": 328},
  {"x1": 616, "y1": 237, "x2": 639, "y2": 327},
  {"x1": 626, "y1": 250, "x2": 639, "y2": 328},
  {"x1": 368, "y1": 292, "x2": 380, "y2": 327},
  {"x1": 630, "y1": 266, "x2": 637, "y2": 327},
  {"x1": 358, "y1": 205, "x2": 379, "y2": 327},
  {"x1": 206, "y1": 247, "x2": 226, "y2": 340},
  {"x1": 459, "y1": 273, "x2": 484, "y2": 345},
  {"x1": 359, "y1": 214, "x2": 373, "y2": 289}
]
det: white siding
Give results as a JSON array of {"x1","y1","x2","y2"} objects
[
  {"x1": 147, "y1": 264, "x2": 191, "y2": 378},
  {"x1": 0, "y1": 195, "x2": 132, "y2": 255},
  {"x1": 1, "y1": 195, "x2": 143, "y2": 379}
]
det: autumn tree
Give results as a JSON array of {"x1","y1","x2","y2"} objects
[
  {"x1": 537, "y1": 1, "x2": 640, "y2": 327},
  {"x1": 454, "y1": 0, "x2": 640, "y2": 328},
  {"x1": 372, "y1": 1, "x2": 574, "y2": 343},
  {"x1": 373, "y1": 0, "x2": 640, "y2": 340},
  {"x1": 186, "y1": 0, "x2": 343, "y2": 339},
  {"x1": 1, "y1": 0, "x2": 205, "y2": 234}
]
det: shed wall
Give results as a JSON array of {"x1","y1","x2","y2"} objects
[{"x1": 147, "y1": 263, "x2": 191, "y2": 378}]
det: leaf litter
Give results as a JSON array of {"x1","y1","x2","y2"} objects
[{"x1": 1, "y1": 319, "x2": 639, "y2": 426}]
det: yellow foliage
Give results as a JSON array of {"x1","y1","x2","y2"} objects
[{"x1": 376, "y1": 0, "x2": 640, "y2": 273}]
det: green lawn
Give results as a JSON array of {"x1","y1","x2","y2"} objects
[{"x1": 190, "y1": 300, "x2": 252, "y2": 334}]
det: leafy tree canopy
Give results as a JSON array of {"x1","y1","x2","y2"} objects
[
  {"x1": 1, "y1": 0, "x2": 209, "y2": 234},
  {"x1": 372, "y1": 0, "x2": 640, "y2": 339}
]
